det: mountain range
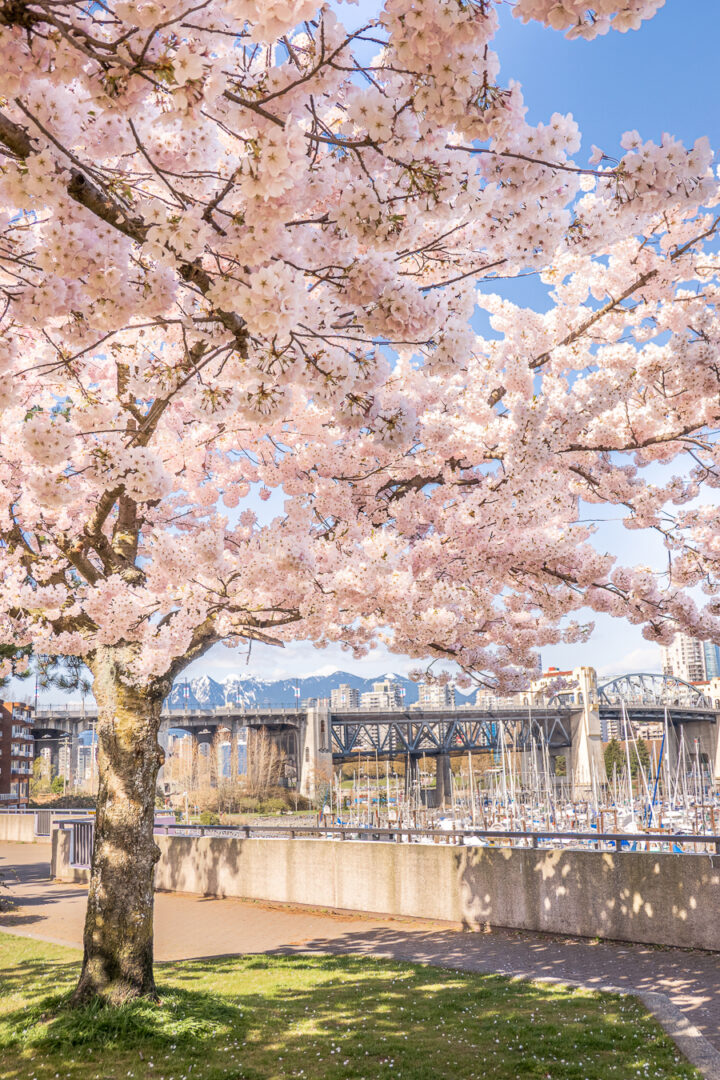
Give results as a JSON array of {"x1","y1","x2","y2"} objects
[{"x1": 166, "y1": 670, "x2": 471, "y2": 710}]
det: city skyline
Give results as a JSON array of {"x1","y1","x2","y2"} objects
[
  {"x1": 5, "y1": 628, "x2": 670, "y2": 706},
  {"x1": 24, "y1": 622, "x2": 720, "y2": 706}
]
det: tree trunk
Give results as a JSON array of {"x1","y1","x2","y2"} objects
[{"x1": 72, "y1": 648, "x2": 167, "y2": 1005}]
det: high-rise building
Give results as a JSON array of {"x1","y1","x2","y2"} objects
[
  {"x1": 703, "y1": 641, "x2": 720, "y2": 679},
  {"x1": 661, "y1": 634, "x2": 718, "y2": 683},
  {"x1": 0, "y1": 702, "x2": 33, "y2": 807},
  {"x1": 218, "y1": 739, "x2": 232, "y2": 779},
  {"x1": 77, "y1": 742, "x2": 97, "y2": 783},
  {"x1": 330, "y1": 684, "x2": 360, "y2": 710},
  {"x1": 418, "y1": 682, "x2": 456, "y2": 709},
  {"x1": 360, "y1": 679, "x2": 403, "y2": 710},
  {"x1": 237, "y1": 742, "x2": 247, "y2": 776}
]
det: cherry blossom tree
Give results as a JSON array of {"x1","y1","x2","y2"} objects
[{"x1": 0, "y1": 0, "x2": 719, "y2": 1003}]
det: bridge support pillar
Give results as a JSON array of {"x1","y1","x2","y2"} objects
[
  {"x1": 299, "y1": 704, "x2": 333, "y2": 802},
  {"x1": 435, "y1": 753, "x2": 452, "y2": 808},
  {"x1": 680, "y1": 720, "x2": 720, "y2": 788},
  {"x1": 708, "y1": 679, "x2": 720, "y2": 785},
  {"x1": 569, "y1": 667, "x2": 605, "y2": 798},
  {"x1": 404, "y1": 756, "x2": 419, "y2": 799}
]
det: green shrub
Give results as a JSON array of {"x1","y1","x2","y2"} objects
[
  {"x1": 237, "y1": 796, "x2": 260, "y2": 813},
  {"x1": 258, "y1": 797, "x2": 286, "y2": 815},
  {"x1": 198, "y1": 811, "x2": 220, "y2": 826}
]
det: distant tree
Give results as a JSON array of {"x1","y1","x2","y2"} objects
[
  {"x1": 51, "y1": 774, "x2": 65, "y2": 795},
  {"x1": 630, "y1": 738, "x2": 651, "y2": 779},
  {"x1": 245, "y1": 730, "x2": 284, "y2": 801},
  {"x1": 554, "y1": 756, "x2": 567, "y2": 777},
  {"x1": 604, "y1": 739, "x2": 626, "y2": 781},
  {"x1": 30, "y1": 756, "x2": 52, "y2": 796}
]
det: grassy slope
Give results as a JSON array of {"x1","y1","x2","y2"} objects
[{"x1": 0, "y1": 932, "x2": 700, "y2": 1080}]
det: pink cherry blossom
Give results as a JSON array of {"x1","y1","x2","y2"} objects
[{"x1": 0, "y1": 0, "x2": 714, "y2": 705}]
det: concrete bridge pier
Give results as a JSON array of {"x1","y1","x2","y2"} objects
[
  {"x1": 299, "y1": 703, "x2": 333, "y2": 802},
  {"x1": 712, "y1": 725, "x2": 720, "y2": 787},
  {"x1": 678, "y1": 719, "x2": 720, "y2": 787},
  {"x1": 404, "y1": 755, "x2": 419, "y2": 798},
  {"x1": 568, "y1": 667, "x2": 605, "y2": 798},
  {"x1": 435, "y1": 753, "x2": 452, "y2": 808}
]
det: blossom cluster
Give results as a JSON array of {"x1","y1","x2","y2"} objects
[
  {"x1": 513, "y1": 0, "x2": 666, "y2": 38},
  {"x1": 0, "y1": 0, "x2": 717, "y2": 692}
]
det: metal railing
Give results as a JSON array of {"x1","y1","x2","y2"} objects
[
  {"x1": 152, "y1": 821, "x2": 720, "y2": 854},
  {"x1": 53, "y1": 818, "x2": 720, "y2": 869},
  {"x1": 59, "y1": 819, "x2": 94, "y2": 868},
  {"x1": 0, "y1": 807, "x2": 96, "y2": 837},
  {"x1": 33, "y1": 808, "x2": 94, "y2": 836},
  {"x1": 34, "y1": 810, "x2": 54, "y2": 836},
  {"x1": 0, "y1": 807, "x2": 95, "y2": 814}
]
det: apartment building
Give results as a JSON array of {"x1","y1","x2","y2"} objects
[
  {"x1": 418, "y1": 682, "x2": 456, "y2": 709},
  {"x1": 330, "y1": 684, "x2": 360, "y2": 710},
  {"x1": 0, "y1": 702, "x2": 33, "y2": 807},
  {"x1": 661, "y1": 634, "x2": 720, "y2": 683},
  {"x1": 360, "y1": 679, "x2": 404, "y2": 710}
]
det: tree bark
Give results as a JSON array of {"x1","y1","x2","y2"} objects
[{"x1": 72, "y1": 647, "x2": 168, "y2": 1005}]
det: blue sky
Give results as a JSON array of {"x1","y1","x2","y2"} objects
[{"x1": 20, "y1": 3, "x2": 720, "y2": 702}]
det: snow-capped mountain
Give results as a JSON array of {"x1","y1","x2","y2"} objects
[{"x1": 165, "y1": 669, "x2": 471, "y2": 709}]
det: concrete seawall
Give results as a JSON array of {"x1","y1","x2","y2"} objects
[
  {"x1": 0, "y1": 813, "x2": 35, "y2": 843},
  {"x1": 51, "y1": 831, "x2": 720, "y2": 952}
]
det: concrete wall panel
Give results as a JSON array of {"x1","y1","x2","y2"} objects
[{"x1": 0, "y1": 813, "x2": 35, "y2": 842}]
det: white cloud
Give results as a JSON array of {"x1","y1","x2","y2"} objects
[
  {"x1": 596, "y1": 647, "x2": 662, "y2": 678},
  {"x1": 182, "y1": 638, "x2": 426, "y2": 683}
]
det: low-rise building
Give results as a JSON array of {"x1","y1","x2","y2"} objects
[
  {"x1": 475, "y1": 690, "x2": 522, "y2": 709},
  {"x1": 0, "y1": 702, "x2": 33, "y2": 807}
]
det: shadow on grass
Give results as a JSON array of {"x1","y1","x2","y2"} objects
[
  {"x1": 2, "y1": 983, "x2": 248, "y2": 1053},
  {"x1": 0, "y1": 955, "x2": 79, "y2": 998},
  {"x1": 0, "y1": 951, "x2": 702, "y2": 1080}
]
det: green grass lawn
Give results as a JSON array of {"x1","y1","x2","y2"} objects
[{"x1": 0, "y1": 931, "x2": 700, "y2": 1080}]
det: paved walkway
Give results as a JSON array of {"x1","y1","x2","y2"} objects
[{"x1": 3, "y1": 841, "x2": 720, "y2": 1050}]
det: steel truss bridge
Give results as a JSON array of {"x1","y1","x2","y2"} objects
[
  {"x1": 596, "y1": 672, "x2": 718, "y2": 723},
  {"x1": 31, "y1": 672, "x2": 719, "y2": 765},
  {"x1": 329, "y1": 708, "x2": 573, "y2": 760}
]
